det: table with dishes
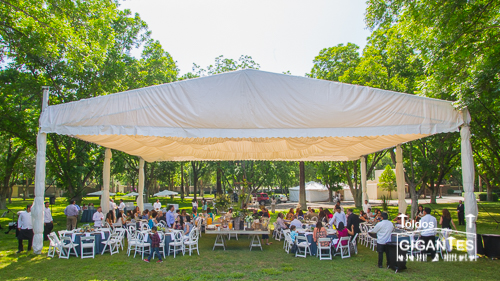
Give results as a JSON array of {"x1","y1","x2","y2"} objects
[
  {"x1": 62, "y1": 228, "x2": 111, "y2": 254},
  {"x1": 205, "y1": 227, "x2": 270, "y2": 251}
]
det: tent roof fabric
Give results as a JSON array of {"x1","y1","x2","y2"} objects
[
  {"x1": 39, "y1": 69, "x2": 464, "y2": 162},
  {"x1": 289, "y1": 181, "x2": 329, "y2": 191}
]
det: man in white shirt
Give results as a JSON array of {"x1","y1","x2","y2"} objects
[
  {"x1": 363, "y1": 200, "x2": 371, "y2": 214},
  {"x1": 418, "y1": 207, "x2": 438, "y2": 261},
  {"x1": 290, "y1": 216, "x2": 302, "y2": 230},
  {"x1": 17, "y1": 205, "x2": 33, "y2": 253},
  {"x1": 192, "y1": 200, "x2": 198, "y2": 212},
  {"x1": 43, "y1": 202, "x2": 53, "y2": 241},
  {"x1": 93, "y1": 207, "x2": 104, "y2": 227},
  {"x1": 153, "y1": 199, "x2": 161, "y2": 212},
  {"x1": 329, "y1": 206, "x2": 346, "y2": 228},
  {"x1": 110, "y1": 199, "x2": 116, "y2": 210},
  {"x1": 370, "y1": 212, "x2": 394, "y2": 268},
  {"x1": 118, "y1": 199, "x2": 126, "y2": 211}
]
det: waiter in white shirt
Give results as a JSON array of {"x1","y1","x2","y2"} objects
[
  {"x1": 329, "y1": 206, "x2": 346, "y2": 228},
  {"x1": 93, "y1": 207, "x2": 105, "y2": 227},
  {"x1": 153, "y1": 199, "x2": 161, "y2": 212},
  {"x1": 17, "y1": 204, "x2": 33, "y2": 253},
  {"x1": 363, "y1": 200, "x2": 371, "y2": 214},
  {"x1": 118, "y1": 199, "x2": 126, "y2": 211},
  {"x1": 370, "y1": 212, "x2": 394, "y2": 268},
  {"x1": 418, "y1": 207, "x2": 438, "y2": 261},
  {"x1": 43, "y1": 202, "x2": 53, "y2": 241}
]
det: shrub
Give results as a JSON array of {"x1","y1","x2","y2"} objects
[
  {"x1": 492, "y1": 193, "x2": 499, "y2": 202},
  {"x1": 478, "y1": 193, "x2": 487, "y2": 201}
]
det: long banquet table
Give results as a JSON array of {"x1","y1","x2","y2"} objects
[{"x1": 205, "y1": 229, "x2": 270, "y2": 251}]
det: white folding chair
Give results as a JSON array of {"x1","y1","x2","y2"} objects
[
  {"x1": 47, "y1": 232, "x2": 60, "y2": 258},
  {"x1": 80, "y1": 235, "x2": 95, "y2": 259},
  {"x1": 334, "y1": 236, "x2": 351, "y2": 259},
  {"x1": 114, "y1": 228, "x2": 126, "y2": 250},
  {"x1": 284, "y1": 231, "x2": 294, "y2": 254},
  {"x1": 350, "y1": 233, "x2": 358, "y2": 255},
  {"x1": 169, "y1": 230, "x2": 185, "y2": 258},
  {"x1": 134, "y1": 231, "x2": 151, "y2": 259},
  {"x1": 59, "y1": 236, "x2": 79, "y2": 259},
  {"x1": 151, "y1": 232, "x2": 167, "y2": 259},
  {"x1": 295, "y1": 235, "x2": 311, "y2": 258},
  {"x1": 101, "y1": 232, "x2": 120, "y2": 255},
  {"x1": 184, "y1": 227, "x2": 200, "y2": 256},
  {"x1": 282, "y1": 229, "x2": 291, "y2": 250},
  {"x1": 317, "y1": 238, "x2": 332, "y2": 260},
  {"x1": 127, "y1": 228, "x2": 139, "y2": 257}
]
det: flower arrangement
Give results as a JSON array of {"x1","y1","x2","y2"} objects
[
  {"x1": 244, "y1": 215, "x2": 253, "y2": 223},
  {"x1": 232, "y1": 210, "x2": 241, "y2": 218},
  {"x1": 80, "y1": 224, "x2": 93, "y2": 233}
]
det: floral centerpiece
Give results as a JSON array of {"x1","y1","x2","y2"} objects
[
  {"x1": 80, "y1": 224, "x2": 93, "y2": 233},
  {"x1": 244, "y1": 215, "x2": 253, "y2": 230}
]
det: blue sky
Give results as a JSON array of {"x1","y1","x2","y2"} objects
[{"x1": 119, "y1": 0, "x2": 371, "y2": 76}]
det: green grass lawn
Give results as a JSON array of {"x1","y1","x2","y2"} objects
[{"x1": 1, "y1": 198, "x2": 499, "y2": 281}]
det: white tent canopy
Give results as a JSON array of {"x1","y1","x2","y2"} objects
[
  {"x1": 289, "y1": 181, "x2": 329, "y2": 202},
  {"x1": 123, "y1": 192, "x2": 139, "y2": 197},
  {"x1": 31, "y1": 69, "x2": 477, "y2": 257},
  {"x1": 153, "y1": 190, "x2": 179, "y2": 197},
  {"x1": 39, "y1": 69, "x2": 463, "y2": 162},
  {"x1": 87, "y1": 191, "x2": 116, "y2": 196}
]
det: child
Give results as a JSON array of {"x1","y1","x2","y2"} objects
[
  {"x1": 144, "y1": 226, "x2": 163, "y2": 263},
  {"x1": 290, "y1": 225, "x2": 298, "y2": 243}
]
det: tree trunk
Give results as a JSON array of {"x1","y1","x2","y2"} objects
[
  {"x1": 299, "y1": 161, "x2": 307, "y2": 210},
  {"x1": 192, "y1": 161, "x2": 198, "y2": 201},
  {"x1": 486, "y1": 180, "x2": 493, "y2": 202},
  {"x1": 180, "y1": 162, "x2": 185, "y2": 200},
  {"x1": 216, "y1": 162, "x2": 222, "y2": 195},
  {"x1": 328, "y1": 186, "x2": 333, "y2": 202},
  {"x1": 409, "y1": 182, "x2": 418, "y2": 219},
  {"x1": 429, "y1": 178, "x2": 437, "y2": 204}
]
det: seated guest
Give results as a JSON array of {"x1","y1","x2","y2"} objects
[
  {"x1": 325, "y1": 209, "x2": 333, "y2": 219},
  {"x1": 192, "y1": 209, "x2": 199, "y2": 219},
  {"x1": 313, "y1": 221, "x2": 328, "y2": 247},
  {"x1": 318, "y1": 210, "x2": 327, "y2": 223},
  {"x1": 289, "y1": 225, "x2": 298, "y2": 243},
  {"x1": 290, "y1": 215, "x2": 302, "y2": 230},
  {"x1": 105, "y1": 211, "x2": 114, "y2": 226},
  {"x1": 157, "y1": 211, "x2": 166, "y2": 223},
  {"x1": 142, "y1": 210, "x2": 149, "y2": 220},
  {"x1": 286, "y1": 208, "x2": 295, "y2": 221},
  {"x1": 206, "y1": 207, "x2": 214, "y2": 220},
  {"x1": 174, "y1": 209, "x2": 180, "y2": 220},
  {"x1": 295, "y1": 207, "x2": 304, "y2": 218},
  {"x1": 366, "y1": 208, "x2": 373, "y2": 219},
  {"x1": 333, "y1": 222, "x2": 349, "y2": 249},
  {"x1": 276, "y1": 213, "x2": 288, "y2": 230},
  {"x1": 359, "y1": 211, "x2": 369, "y2": 222},
  {"x1": 126, "y1": 210, "x2": 133, "y2": 220},
  {"x1": 148, "y1": 211, "x2": 158, "y2": 228},
  {"x1": 115, "y1": 210, "x2": 126, "y2": 226},
  {"x1": 252, "y1": 209, "x2": 260, "y2": 219},
  {"x1": 134, "y1": 206, "x2": 140, "y2": 215},
  {"x1": 174, "y1": 215, "x2": 184, "y2": 231},
  {"x1": 225, "y1": 208, "x2": 233, "y2": 220},
  {"x1": 81, "y1": 204, "x2": 87, "y2": 210}
]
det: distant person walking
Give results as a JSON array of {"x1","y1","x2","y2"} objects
[
  {"x1": 456, "y1": 200, "x2": 465, "y2": 225},
  {"x1": 64, "y1": 200, "x2": 79, "y2": 230}
]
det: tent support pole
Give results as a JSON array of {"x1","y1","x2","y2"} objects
[
  {"x1": 361, "y1": 156, "x2": 368, "y2": 204},
  {"x1": 32, "y1": 86, "x2": 50, "y2": 254},
  {"x1": 396, "y1": 144, "x2": 407, "y2": 214},
  {"x1": 460, "y1": 109, "x2": 478, "y2": 258},
  {"x1": 100, "y1": 148, "x2": 112, "y2": 215},
  {"x1": 137, "y1": 158, "x2": 145, "y2": 212}
]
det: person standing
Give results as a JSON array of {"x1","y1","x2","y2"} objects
[
  {"x1": 419, "y1": 207, "x2": 438, "y2": 261},
  {"x1": 43, "y1": 202, "x2": 53, "y2": 241},
  {"x1": 457, "y1": 200, "x2": 465, "y2": 225},
  {"x1": 271, "y1": 197, "x2": 276, "y2": 213},
  {"x1": 118, "y1": 199, "x2": 126, "y2": 212},
  {"x1": 93, "y1": 207, "x2": 104, "y2": 227},
  {"x1": 363, "y1": 200, "x2": 371, "y2": 214},
  {"x1": 64, "y1": 200, "x2": 79, "y2": 230},
  {"x1": 192, "y1": 200, "x2": 198, "y2": 212},
  {"x1": 440, "y1": 209, "x2": 457, "y2": 252},
  {"x1": 17, "y1": 205, "x2": 33, "y2": 253},
  {"x1": 166, "y1": 205, "x2": 175, "y2": 228},
  {"x1": 329, "y1": 206, "x2": 346, "y2": 229},
  {"x1": 370, "y1": 212, "x2": 394, "y2": 268},
  {"x1": 153, "y1": 199, "x2": 162, "y2": 212},
  {"x1": 346, "y1": 209, "x2": 360, "y2": 236}
]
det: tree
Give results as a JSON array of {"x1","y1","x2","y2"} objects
[
  {"x1": 379, "y1": 165, "x2": 396, "y2": 199},
  {"x1": 299, "y1": 161, "x2": 307, "y2": 210},
  {"x1": 314, "y1": 162, "x2": 344, "y2": 202},
  {"x1": 366, "y1": 0, "x2": 500, "y2": 201},
  {"x1": 308, "y1": 43, "x2": 361, "y2": 80}
]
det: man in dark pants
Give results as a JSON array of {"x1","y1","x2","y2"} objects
[
  {"x1": 419, "y1": 207, "x2": 438, "y2": 261},
  {"x1": 370, "y1": 212, "x2": 394, "y2": 268},
  {"x1": 457, "y1": 200, "x2": 465, "y2": 225},
  {"x1": 17, "y1": 205, "x2": 34, "y2": 253},
  {"x1": 346, "y1": 209, "x2": 360, "y2": 237},
  {"x1": 44, "y1": 202, "x2": 53, "y2": 241}
]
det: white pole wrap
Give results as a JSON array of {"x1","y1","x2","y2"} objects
[
  {"x1": 137, "y1": 158, "x2": 145, "y2": 212},
  {"x1": 460, "y1": 109, "x2": 478, "y2": 257},
  {"x1": 100, "y1": 148, "x2": 112, "y2": 215},
  {"x1": 396, "y1": 144, "x2": 407, "y2": 214},
  {"x1": 361, "y1": 156, "x2": 368, "y2": 203},
  {"x1": 31, "y1": 132, "x2": 47, "y2": 254},
  {"x1": 32, "y1": 86, "x2": 50, "y2": 255}
]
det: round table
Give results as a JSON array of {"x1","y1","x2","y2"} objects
[{"x1": 80, "y1": 209, "x2": 97, "y2": 223}]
